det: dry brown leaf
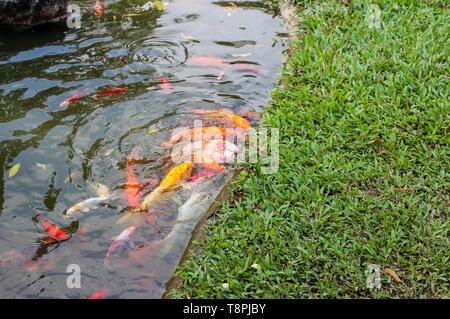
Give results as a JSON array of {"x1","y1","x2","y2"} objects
[
  {"x1": 376, "y1": 150, "x2": 387, "y2": 156},
  {"x1": 384, "y1": 267, "x2": 402, "y2": 282},
  {"x1": 342, "y1": 0, "x2": 351, "y2": 6},
  {"x1": 365, "y1": 139, "x2": 384, "y2": 145},
  {"x1": 394, "y1": 187, "x2": 414, "y2": 192}
]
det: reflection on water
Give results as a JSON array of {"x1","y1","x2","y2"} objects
[{"x1": 0, "y1": 0, "x2": 285, "y2": 298}]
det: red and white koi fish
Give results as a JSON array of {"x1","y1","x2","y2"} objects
[
  {"x1": 59, "y1": 89, "x2": 89, "y2": 107},
  {"x1": 104, "y1": 225, "x2": 137, "y2": 269},
  {"x1": 189, "y1": 171, "x2": 215, "y2": 182},
  {"x1": 97, "y1": 88, "x2": 127, "y2": 100},
  {"x1": 126, "y1": 147, "x2": 142, "y2": 208},
  {"x1": 161, "y1": 127, "x2": 245, "y2": 149},
  {"x1": 88, "y1": 290, "x2": 107, "y2": 299},
  {"x1": 191, "y1": 57, "x2": 229, "y2": 68},
  {"x1": 94, "y1": 0, "x2": 103, "y2": 16},
  {"x1": 37, "y1": 213, "x2": 69, "y2": 241},
  {"x1": 156, "y1": 73, "x2": 172, "y2": 92}
]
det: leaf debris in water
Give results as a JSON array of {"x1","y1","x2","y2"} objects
[
  {"x1": 9, "y1": 163, "x2": 20, "y2": 178},
  {"x1": 153, "y1": 1, "x2": 164, "y2": 11},
  {"x1": 217, "y1": 71, "x2": 225, "y2": 80},
  {"x1": 35, "y1": 163, "x2": 47, "y2": 170},
  {"x1": 231, "y1": 53, "x2": 253, "y2": 58}
]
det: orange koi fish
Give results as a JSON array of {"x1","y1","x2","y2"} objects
[
  {"x1": 117, "y1": 162, "x2": 193, "y2": 224},
  {"x1": 161, "y1": 126, "x2": 245, "y2": 148},
  {"x1": 191, "y1": 57, "x2": 229, "y2": 68},
  {"x1": 104, "y1": 226, "x2": 136, "y2": 269},
  {"x1": 59, "y1": 89, "x2": 89, "y2": 107},
  {"x1": 95, "y1": 0, "x2": 103, "y2": 16},
  {"x1": 193, "y1": 109, "x2": 251, "y2": 131},
  {"x1": 97, "y1": 88, "x2": 127, "y2": 100},
  {"x1": 88, "y1": 290, "x2": 107, "y2": 299},
  {"x1": 37, "y1": 213, "x2": 69, "y2": 241},
  {"x1": 126, "y1": 147, "x2": 142, "y2": 208},
  {"x1": 156, "y1": 73, "x2": 172, "y2": 92},
  {"x1": 231, "y1": 63, "x2": 265, "y2": 76}
]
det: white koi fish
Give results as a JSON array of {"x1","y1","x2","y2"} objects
[{"x1": 66, "y1": 183, "x2": 110, "y2": 217}]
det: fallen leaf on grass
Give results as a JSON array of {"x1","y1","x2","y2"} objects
[
  {"x1": 342, "y1": 0, "x2": 351, "y2": 5},
  {"x1": 394, "y1": 187, "x2": 414, "y2": 192},
  {"x1": 217, "y1": 70, "x2": 225, "y2": 80},
  {"x1": 9, "y1": 163, "x2": 20, "y2": 178},
  {"x1": 365, "y1": 139, "x2": 384, "y2": 145},
  {"x1": 376, "y1": 150, "x2": 387, "y2": 156},
  {"x1": 384, "y1": 267, "x2": 402, "y2": 282}
]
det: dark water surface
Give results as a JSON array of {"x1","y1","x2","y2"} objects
[{"x1": 0, "y1": 0, "x2": 285, "y2": 298}]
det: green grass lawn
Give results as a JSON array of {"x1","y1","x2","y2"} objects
[{"x1": 168, "y1": 0, "x2": 449, "y2": 298}]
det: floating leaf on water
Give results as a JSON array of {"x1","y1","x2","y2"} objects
[
  {"x1": 147, "y1": 129, "x2": 159, "y2": 136},
  {"x1": 217, "y1": 70, "x2": 225, "y2": 80},
  {"x1": 35, "y1": 163, "x2": 47, "y2": 170},
  {"x1": 180, "y1": 32, "x2": 194, "y2": 41},
  {"x1": 9, "y1": 163, "x2": 20, "y2": 178},
  {"x1": 153, "y1": 0, "x2": 164, "y2": 11},
  {"x1": 231, "y1": 53, "x2": 253, "y2": 58},
  {"x1": 384, "y1": 267, "x2": 402, "y2": 282},
  {"x1": 255, "y1": 44, "x2": 264, "y2": 47},
  {"x1": 104, "y1": 148, "x2": 114, "y2": 156}
]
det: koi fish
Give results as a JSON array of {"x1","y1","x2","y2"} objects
[
  {"x1": 193, "y1": 109, "x2": 251, "y2": 131},
  {"x1": 94, "y1": 0, "x2": 103, "y2": 16},
  {"x1": 117, "y1": 162, "x2": 193, "y2": 224},
  {"x1": 66, "y1": 183, "x2": 110, "y2": 216},
  {"x1": 156, "y1": 73, "x2": 172, "y2": 92},
  {"x1": 88, "y1": 290, "x2": 107, "y2": 299},
  {"x1": 59, "y1": 89, "x2": 89, "y2": 107},
  {"x1": 171, "y1": 140, "x2": 238, "y2": 164},
  {"x1": 97, "y1": 88, "x2": 127, "y2": 100},
  {"x1": 177, "y1": 192, "x2": 209, "y2": 222},
  {"x1": 161, "y1": 127, "x2": 245, "y2": 148},
  {"x1": 126, "y1": 147, "x2": 142, "y2": 208},
  {"x1": 104, "y1": 225, "x2": 137, "y2": 269},
  {"x1": 189, "y1": 172, "x2": 215, "y2": 182},
  {"x1": 191, "y1": 57, "x2": 229, "y2": 68},
  {"x1": 37, "y1": 213, "x2": 69, "y2": 241},
  {"x1": 0, "y1": 247, "x2": 39, "y2": 271},
  {"x1": 231, "y1": 63, "x2": 265, "y2": 76}
]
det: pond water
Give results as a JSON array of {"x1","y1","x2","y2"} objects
[{"x1": 0, "y1": 0, "x2": 285, "y2": 298}]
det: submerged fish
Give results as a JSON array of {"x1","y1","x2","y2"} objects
[
  {"x1": 59, "y1": 89, "x2": 89, "y2": 107},
  {"x1": 161, "y1": 126, "x2": 245, "y2": 149},
  {"x1": 170, "y1": 140, "x2": 238, "y2": 164},
  {"x1": 117, "y1": 161, "x2": 193, "y2": 224},
  {"x1": 104, "y1": 225, "x2": 137, "y2": 269},
  {"x1": 191, "y1": 57, "x2": 229, "y2": 68},
  {"x1": 189, "y1": 172, "x2": 215, "y2": 182},
  {"x1": 176, "y1": 192, "x2": 209, "y2": 223},
  {"x1": 156, "y1": 73, "x2": 172, "y2": 92},
  {"x1": 88, "y1": 290, "x2": 108, "y2": 299},
  {"x1": 95, "y1": 0, "x2": 103, "y2": 16},
  {"x1": 126, "y1": 147, "x2": 142, "y2": 208},
  {"x1": 37, "y1": 213, "x2": 69, "y2": 241},
  {"x1": 231, "y1": 63, "x2": 265, "y2": 76},
  {"x1": 97, "y1": 88, "x2": 127, "y2": 100},
  {"x1": 66, "y1": 183, "x2": 110, "y2": 216},
  {"x1": 193, "y1": 109, "x2": 251, "y2": 131}
]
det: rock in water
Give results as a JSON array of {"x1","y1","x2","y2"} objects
[{"x1": 0, "y1": 0, "x2": 71, "y2": 28}]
